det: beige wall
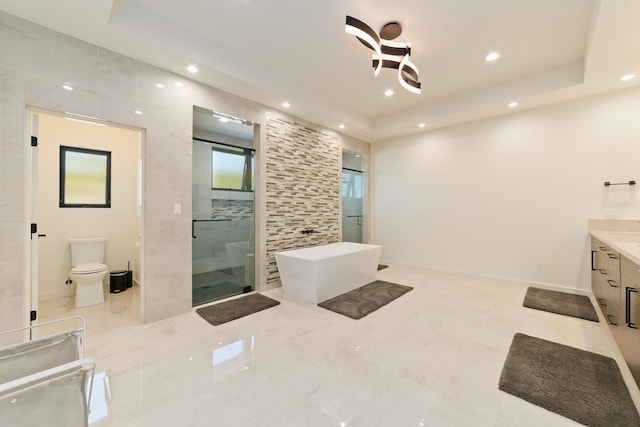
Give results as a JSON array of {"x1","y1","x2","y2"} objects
[
  {"x1": 37, "y1": 113, "x2": 140, "y2": 300},
  {"x1": 372, "y1": 86, "x2": 640, "y2": 292}
]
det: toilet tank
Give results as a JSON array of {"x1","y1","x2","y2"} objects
[{"x1": 68, "y1": 237, "x2": 107, "y2": 267}]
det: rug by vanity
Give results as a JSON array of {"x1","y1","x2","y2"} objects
[
  {"x1": 523, "y1": 287, "x2": 599, "y2": 322},
  {"x1": 196, "y1": 293, "x2": 280, "y2": 326},
  {"x1": 499, "y1": 333, "x2": 640, "y2": 427},
  {"x1": 318, "y1": 280, "x2": 412, "y2": 319}
]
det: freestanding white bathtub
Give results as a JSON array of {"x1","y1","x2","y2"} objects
[{"x1": 275, "y1": 242, "x2": 382, "y2": 303}]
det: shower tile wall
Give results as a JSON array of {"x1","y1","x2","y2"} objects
[
  {"x1": 265, "y1": 118, "x2": 341, "y2": 286},
  {"x1": 211, "y1": 199, "x2": 254, "y2": 220}
]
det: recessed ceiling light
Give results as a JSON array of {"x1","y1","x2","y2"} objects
[
  {"x1": 282, "y1": 102, "x2": 290, "y2": 108},
  {"x1": 62, "y1": 83, "x2": 73, "y2": 91},
  {"x1": 485, "y1": 52, "x2": 500, "y2": 62},
  {"x1": 175, "y1": 81, "x2": 184, "y2": 87},
  {"x1": 384, "y1": 89, "x2": 394, "y2": 97},
  {"x1": 156, "y1": 83, "x2": 165, "y2": 89},
  {"x1": 187, "y1": 65, "x2": 198, "y2": 73},
  {"x1": 621, "y1": 74, "x2": 636, "y2": 81},
  {"x1": 134, "y1": 110, "x2": 143, "y2": 115},
  {"x1": 508, "y1": 101, "x2": 519, "y2": 108},
  {"x1": 418, "y1": 123, "x2": 426, "y2": 128},
  {"x1": 339, "y1": 124, "x2": 345, "y2": 129}
]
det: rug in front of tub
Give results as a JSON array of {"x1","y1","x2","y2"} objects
[
  {"x1": 196, "y1": 293, "x2": 280, "y2": 326},
  {"x1": 317, "y1": 280, "x2": 412, "y2": 319},
  {"x1": 499, "y1": 333, "x2": 640, "y2": 427}
]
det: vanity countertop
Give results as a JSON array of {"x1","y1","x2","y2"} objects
[{"x1": 590, "y1": 230, "x2": 640, "y2": 265}]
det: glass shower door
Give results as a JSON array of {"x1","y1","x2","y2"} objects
[
  {"x1": 342, "y1": 168, "x2": 363, "y2": 243},
  {"x1": 192, "y1": 135, "x2": 255, "y2": 306},
  {"x1": 192, "y1": 213, "x2": 255, "y2": 305}
]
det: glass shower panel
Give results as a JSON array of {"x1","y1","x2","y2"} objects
[
  {"x1": 192, "y1": 136, "x2": 255, "y2": 306},
  {"x1": 342, "y1": 168, "x2": 363, "y2": 243}
]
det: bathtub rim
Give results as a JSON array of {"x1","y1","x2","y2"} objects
[{"x1": 274, "y1": 242, "x2": 382, "y2": 261}]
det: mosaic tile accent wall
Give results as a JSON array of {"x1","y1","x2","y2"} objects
[
  {"x1": 265, "y1": 118, "x2": 341, "y2": 286},
  {"x1": 211, "y1": 199, "x2": 254, "y2": 220}
]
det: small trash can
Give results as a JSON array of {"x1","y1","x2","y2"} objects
[{"x1": 110, "y1": 270, "x2": 128, "y2": 293}]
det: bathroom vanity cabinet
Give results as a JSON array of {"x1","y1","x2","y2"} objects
[
  {"x1": 591, "y1": 234, "x2": 640, "y2": 388},
  {"x1": 620, "y1": 255, "x2": 640, "y2": 383},
  {"x1": 591, "y1": 237, "x2": 622, "y2": 326}
]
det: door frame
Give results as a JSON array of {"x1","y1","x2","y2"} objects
[{"x1": 24, "y1": 106, "x2": 147, "y2": 325}]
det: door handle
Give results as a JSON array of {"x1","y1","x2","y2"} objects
[
  {"x1": 38, "y1": 234, "x2": 47, "y2": 238},
  {"x1": 626, "y1": 287, "x2": 638, "y2": 329},
  {"x1": 591, "y1": 250, "x2": 596, "y2": 271}
]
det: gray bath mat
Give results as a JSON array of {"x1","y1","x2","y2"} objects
[
  {"x1": 318, "y1": 280, "x2": 412, "y2": 319},
  {"x1": 196, "y1": 293, "x2": 280, "y2": 326},
  {"x1": 523, "y1": 287, "x2": 599, "y2": 322},
  {"x1": 499, "y1": 333, "x2": 640, "y2": 426}
]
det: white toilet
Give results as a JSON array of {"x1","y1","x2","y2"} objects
[{"x1": 69, "y1": 237, "x2": 108, "y2": 308}]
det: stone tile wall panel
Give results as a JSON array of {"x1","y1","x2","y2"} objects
[{"x1": 265, "y1": 118, "x2": 340, "y2": 286}]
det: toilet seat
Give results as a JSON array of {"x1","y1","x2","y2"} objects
[{"x1": 71, "y1": 263, "x2": 107, "y2": 275}]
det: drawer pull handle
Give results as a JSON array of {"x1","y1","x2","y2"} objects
[
  {"x1": 607, "y1": 253, "x2": 619, "y2": 260},
  {"x1": 598, "y1": 298, "x2": 607, "y2": 307},
  {"x1": 607, "y1": 314, "x2": 618, "y2": 326},
  {"x1": 607, "y1": 279, "x2": 619, "y2": 288},
  {"x1": 599, "y1": 268, "x2": 607, "y2": 275},
  {"x1": 591, "y1": 250, "x2": 596, "y2": 271},
  {"x1": 599, "y1": 246, "x2": 607, "y2": 251},
  {"x1": 626, "y1": 287, "x2": 638, "y2": 329}
]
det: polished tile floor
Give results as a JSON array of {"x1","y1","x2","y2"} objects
[{"x1": 38, "y1": 263, "x2": 640, "y2": 426}]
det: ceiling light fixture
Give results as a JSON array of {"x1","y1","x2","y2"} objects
[
  {"x1": 64, "y1": 117, "x2": 107, "y2": 127},
  {"x1": 345, "y1": 16, "x2": 421, "y2": 95},
  {"x1": 63, "y1": 112, "x2": 106, "y2": 126},
  {"x1": 187, "y1": 65, "x2": 198, "y2": 73},
  {"x1": 621, "y1": 74, "x2": 636, "y2": 81},
  {"x1": 485, "y1": 52, "x2": 500, "y2": 62},
  {"x1": 212, "y1": 111, "x2": 253, "y2": 126}
]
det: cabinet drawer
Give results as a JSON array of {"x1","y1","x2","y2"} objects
[
  {"x1": 591, "y1": 237, "x2": 623, "y2": 319},
  {"x1": 619, "y1": 282, "x2": 640, "y2": 388}
]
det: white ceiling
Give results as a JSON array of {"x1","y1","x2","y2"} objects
[{"x1": 1, "y1": 0, "x2": 639, "y2": 142}]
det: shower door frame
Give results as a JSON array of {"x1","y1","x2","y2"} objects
[{"x1": 191, "y1": 137, "x2": 257, "y2": 306}]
